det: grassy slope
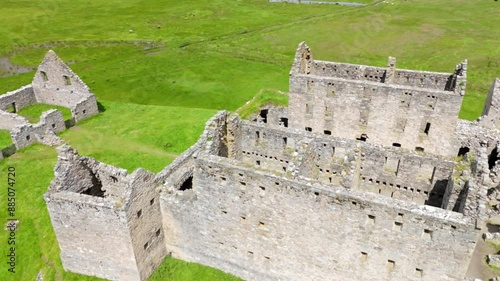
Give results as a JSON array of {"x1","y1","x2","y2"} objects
[
  {"x1": 0, "y1": 0, "x2": 498, "y2": 280},
  {"x1": 0, "y1": 1, "x2": 497, "y2": 119},
  {"x1": 60, "y1": 100, "x2": 217, "y2": 172},
  {"x1": 236, "y1": 89, "x2": 289, "y2": 119}
]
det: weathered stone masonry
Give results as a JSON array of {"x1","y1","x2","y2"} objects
[
  {"x1": 45, "y1": 42, "x2": 500, "y2": 281},
  {"x1": 0, "y1": 50, "x2": 98, "y2": 154}
]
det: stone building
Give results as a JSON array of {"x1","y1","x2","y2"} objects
[
  {"x1": 45, "y1": 42, "x2": 500, "y2": 280},
  {"x1": 0, "y1": 50, "x2": 98, "y2": 156}
]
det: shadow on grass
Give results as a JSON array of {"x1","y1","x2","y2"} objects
[
  {"x1": 1, "y1": 144, "x2": 16, "y2": 158},
  {"x1": 97, "y1": 101, "x2": 106, "y2": 113}
]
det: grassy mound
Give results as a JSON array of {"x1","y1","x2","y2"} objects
[{"x1": 236, "y1": 88, "x2": 288, "y2": 119}]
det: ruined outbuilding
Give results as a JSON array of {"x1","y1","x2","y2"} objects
[
  {"x1": 45, "y1": 42, "x2": 500, "y2": 281},
  {"x1": 0, "y1": 50, "x2": 98, "y2": 156}
]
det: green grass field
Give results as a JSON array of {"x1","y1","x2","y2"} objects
[
  {"x1": 0, "y1": 130, "x2": 13, "y2": 148},
  {"x1": 16, "y1": 104, "x2": 72, "y2": 123},
  {"x1": 0, "y1": 0, "x2": 499, "y2": 280}
]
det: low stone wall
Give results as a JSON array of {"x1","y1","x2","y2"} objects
[
  {"x1": 71, "y1": 95, "x2": 99, "y2": 123},
  {"x1": 11, "y1": 109, "x2": 65, "y2": 149},
  {"x1": 0, "y1": 110, "x2": 29, "y2": 130},
  {"x1": 0, "y1": 85, "x2": 36, "y2": 112}
]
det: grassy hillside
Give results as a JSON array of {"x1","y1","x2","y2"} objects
[
  {"x1": 0, "y1": 0, "x2": 498, "y2": 118},
  {"x1": 0, "y1": 0, "x2": 499, "y2": 280}
]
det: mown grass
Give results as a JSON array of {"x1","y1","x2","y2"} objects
[
  {"x1": 236, "y1": 88, "x2": 288, "y2": 119},
  {"x1": 16, "y1": 104, "x2": 72, "y2": 123}
]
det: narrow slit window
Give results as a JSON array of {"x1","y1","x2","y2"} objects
[
  {"x1": 393, "y1": 222, "x2": 403, "y2": 231},
  {"x1": 324, "y1": 130, "x2": 331, "y2": 135},
  {"x1": 306, "y1": 104, "x2": 312, "y2": 115},
  {"x1": 259, "y1": 109, "x2": 268, "y2": 123},
  {"x1": 367, "y1": 215, "x2": 375, "y2": 224},
  {"x1": 423, "y1": 229, "x2": 433, "y2": 240},
  {"x1": 424, "y1": 122, "x2": 431, "y2": 135}
]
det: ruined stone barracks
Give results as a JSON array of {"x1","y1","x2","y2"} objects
[
  {"x1": 44, "y1": 42, "x2": 500, "y2": 281},
  {"x1": 0, "y1": 50, "x2": 98, "y2": 156}
]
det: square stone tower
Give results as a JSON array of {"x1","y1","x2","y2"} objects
[{"x1": 44, "y1": 145, "x2": 166, "y2": 281}]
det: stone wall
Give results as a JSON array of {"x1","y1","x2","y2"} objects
[
  {"x1": 45, "y1": 146, "x2": 167, "y2": 281},
  {"x1": 31, "y1": 50, "x2": 98, "y2": 122},
  {"x1": 160, "y1": 153, "x2": 477, "y2": 281},
  {"x1": 0, "y1": 111, "x2": 28, "y2": 130},
  {"x1": 124, "y1": 169, "x2": 166, "y2": 281},
  {"x1": 0, "y1": 85, "x2": 36, "y2": 112},
  {"x1": 481, "y1": 78, "x2": 500, "y2": 130},
  {"x1": 0, "y1": 50, "x2": 99, "y2": 157},
  {"x1": 11, "y1": 109, "x2": 65, "y2": 149},
  {"x1": 45, "y1": 191, "x2": 141, "y2": 281},
  {"x1": 288, "y1": 42, "x2": 465, "y2": 157},
  {"x1": 233, "y1": 118, "x2": 459, "y2": 210},
  {"x1": 72, "y1": 95, "x2": 99, "y2": 123},
  {"x1": 156, "y1": 111, "x2": 229, "y2": 184},
  {"x1": 33, "y1": 50, "x2": 91, "y2": 105}
]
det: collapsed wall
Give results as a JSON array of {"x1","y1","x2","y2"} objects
[
  {"x1": 0, "y1": 50, "x2": 100, "y2": 155},
  {"x1": 32, "y1": 50, "x2": 98, "y2": 122},
  {"x1": 44, "y1": 42, "x2": 500, "y2": 281},
  {"x1": 158, "y1": 112, "x2": 480, "y2": 281},
  {"x1": 44, "y1": 145, "x2": 165, "y2": 281},
  {"x1": 11, "y1": 109, "x2": 66, "y2": 149}
]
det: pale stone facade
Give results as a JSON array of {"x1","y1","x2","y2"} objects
[
  {"x1": 45, "y1": 42, "x2": 500, "y2": 281},
  {"x1": 0, "y1": 50, "x2": 98, "y2": 154}
]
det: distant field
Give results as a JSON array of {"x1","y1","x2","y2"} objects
[
  {"x1": 0, "y1": 0, "x2": 499, "y2": 280},
  {"x1": 0, "y1": 0, "x2": 498, "y2": 119}
]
